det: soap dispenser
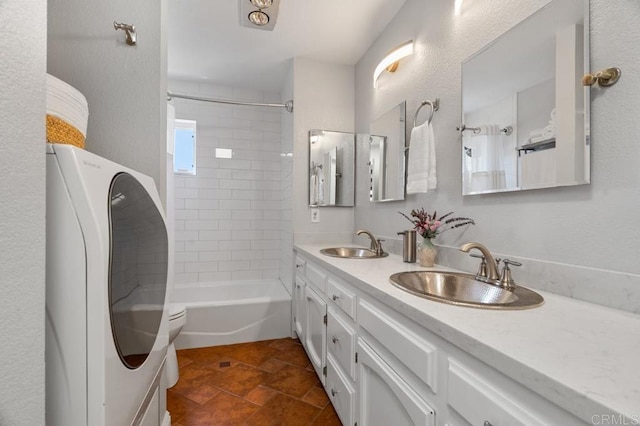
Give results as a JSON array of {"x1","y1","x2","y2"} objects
[{"x1": 397, "y1": 230, "x2": 416, "y2": 263}]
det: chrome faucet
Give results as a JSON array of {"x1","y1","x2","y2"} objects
[
  {"x1": 459, "y1": 242, "x2": 500, "y2": 284},
  {"x1": 355, "y1": 229, "x2": 385, "y2": 256}
]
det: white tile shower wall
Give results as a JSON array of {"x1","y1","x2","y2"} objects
[
  {"x1": 280, "y1": 61, "x2": 295, "y2": 295},
  {"x1": 169, "y1": 80, "x2": 283, "y2": 285}
]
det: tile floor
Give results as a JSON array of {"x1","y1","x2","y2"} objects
[{"x1": 167, "y1": 338, "x2": 342, "y2": 425}]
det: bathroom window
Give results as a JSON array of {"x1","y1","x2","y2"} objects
[{"x1": 174, "y1": 119, "x2": 197, "y2": 175}]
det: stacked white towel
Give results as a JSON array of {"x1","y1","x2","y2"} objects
[
  {"x1": 527, "y1": 108, "x2": 557, "y2": 144},
  {"x1": 46, "y1": 73, "x2": 89, "y2": 137},
  {"x1": 406, "y1": 121, "x2": 437, "y2": 194}
]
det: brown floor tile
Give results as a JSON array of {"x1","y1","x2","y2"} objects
[
  {"x1": 245, "y1": 393, "x2": 321, "y2": 426},
  {"x1": 169, "y1": 339, "x2": 337, "y2": 426},
  {"x1": 178, "y1": 345, "x2": 233, "y2": 365},
  {"x1": 171, "y1": 363, "x2": 220, "y2": 396},
  {"x1": 263, "y1": 364, "x2": 320, "y2": 398},
  {"x1": 301, "y1": 386, "x2": 330, "y2": 408},
  {"x1": 179, "y1": 392, "x2": 259, "y2": 426},
  {"x1": 312, "y1": 403, "x2": 342, "y2": 425},
  {"x1": 258, "y1": 357, "x2": 288, "y2": 373},
  {"x1": 177, "y1": 356, "x2": 193, "y2": 368},
  {"x1": 179, "y1": 384, "x2": 221, "y2": 405},
  {"x1": 272, "y1": 343, "x2": 312, "y2": 368},
  {"x1": 267, "y1": 338, "x2": 302, "y2": 351},
  {"x1": 167, "y1": 390, "x2": 200, "y2": 423},
  {"x1": 244, "y1": 385, "x2": 278, "y2": 406},
  {"x1": 206, "y1": 363, "x2": 270, "y2": 397},
  {"x1": 226, "y1": 342, "x2": 282, "y2": 367},
  {"x1": 179, "y1": 345, "x2": 248, "y2": 371}
]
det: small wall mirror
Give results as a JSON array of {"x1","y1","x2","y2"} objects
[
  {"x1": 368, "y1": 101, "x2": 406, "y2": 202},
  {"x1": 461, "y1": 0, "x2": 589, "y2": 195},
  {"x1": 309, "y1": 130, "x2": 355, "y2": 207}
]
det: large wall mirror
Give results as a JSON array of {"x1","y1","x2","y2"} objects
[
  {"x1": 368, "y1": 101, "x2": 406, "y2": 202},
  {"x1": 461, "y1": 0, "x2": 589, "y2": 195},
  {"x1": 309, "y1": 130, "x2": 355, "y2": 207}
]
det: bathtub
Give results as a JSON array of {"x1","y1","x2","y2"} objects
[{"x1": 172, "y1": 279, "x2": 292, "y2": 349}]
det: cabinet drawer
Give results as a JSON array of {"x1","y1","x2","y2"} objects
[
  {"x1": 358, "y1": 299, "x2": 438, "y2": 393},
  {"x1": 326, "y1": 354, "x2": 355, "y2": 426},
  {"x1": 294, "y1": 255, "x2": 306, "y2": 278},
  {"x1": 327, "y1": 277, "x2": 356, "y2": 320},
  {"x1": 447, "y1": 359, "x2": 546, "y2": 426},
  {"x1": 327, "y1": 307, "x2": 356, "y2": 380},
  {"x1": 357, "y1": 338, "x2": 435, "y2": 426},
  {"x1": 306, "y1": 262, "x2": 327, "y2": 293}
]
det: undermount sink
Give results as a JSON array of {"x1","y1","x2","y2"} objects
[
  {"x1": 389, "y1": 271, "x2": 544, "y2": 310},
  {"x1": 320, "y1": 247, "x2": 389, "y2": 259}
]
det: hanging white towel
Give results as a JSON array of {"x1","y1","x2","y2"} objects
[
  {"x1": 406, "y1": 121, "x2": 437, "y2": 194},
  {"x1": 310, "y1": 173, "x2": 318, "y2": 205}
]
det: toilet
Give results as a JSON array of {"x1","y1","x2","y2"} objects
[{"x1": 166, "y1": 303, "x2": 187, "y2": 388}]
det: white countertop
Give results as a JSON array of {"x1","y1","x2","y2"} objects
[{"x1": 295, "y1": 243, "x2": 640, "y2": 424}]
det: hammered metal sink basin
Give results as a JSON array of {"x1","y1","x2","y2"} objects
[
  {"x1": 320, "y1": 247, "x2": 389, "y2": 259},
  {"x1": 389, "y1": 271, "x2": 544, "y2": 309}
]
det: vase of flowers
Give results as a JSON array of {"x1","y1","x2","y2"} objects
[{"x1": 399, "y1": 208, "x2": 475, "y2": 267}]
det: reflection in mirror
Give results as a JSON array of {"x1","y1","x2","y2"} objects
[
  {"x1": 369, "y1": 101, "x2": 406, "y2": 202},
  {"x1": 309, "y1": 130, "x2": 355, "y2": 207},
  {"x1": 461, "y1": 0, "x2": 589, "y2": 195}
]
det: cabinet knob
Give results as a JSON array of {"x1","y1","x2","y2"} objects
[
  {"x1": 332, "y1": 336, "x2": 339, "y2": 344},
  {"x1": 484, "y1": 421, "x2": 493, "y2": 426},
  {"x1": 296, "y1": 264, "x2": 304, "y2": 268},
  {"x1": 332, "y1": 294, "x2": 340, "y2": 301},
  {"x1": 331, "y1": 388, "x2": 338, "y2": 397},
  {"x1": 296, "y1": 284, "x2": 301, "y2": 289}
]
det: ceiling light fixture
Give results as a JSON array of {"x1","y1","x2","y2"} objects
[
  {"x1": 239, "y1": 0, "x2": 280, "y2": 31},
  {"x1": 248, "y1": 10, "x2": 270, "y2": 26},
  {"x1": 250, "y1": 0, "x2": 273, "y2": 8},
  {"x1": 454, "y1": 0, "x2": 464, "y2": 16},
  {"x1": 373, "y1": 40, "x2": 414, "y2": 89}
]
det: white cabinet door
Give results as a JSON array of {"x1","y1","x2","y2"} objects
[
  {"x1": 304, "y1": 284, "x2": 327, "y2": 384},
  {"x1": 294, "y1": 276, "x2": 306, "y2": 340},
  {"x1": 358, "y1": 338, "x2": 435, "y2": 426}
]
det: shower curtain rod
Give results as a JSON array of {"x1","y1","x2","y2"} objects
[{"x1": 167, "y1": 91, "x2": 294, "y2": 113}]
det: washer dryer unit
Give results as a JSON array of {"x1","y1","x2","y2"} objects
[{"x1": 46, "y1": 144, "x2": 170, "y2": 426}]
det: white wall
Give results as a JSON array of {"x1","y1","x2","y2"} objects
[
  {"x1": 169, "y1": 81, "x2": 283, "y2": 285},
  {"x1": 354, "y1": 0, "x2": 640, "y2": 309},
  {"x1": 47, "y1": 0, "x2": 168, "y2": 204},
  {"x1": 293, "y1": 58, "x2": 356, "y2": 243},
  {"x1": 0, "y1": 1, "x2": 46, "y2": 424}
]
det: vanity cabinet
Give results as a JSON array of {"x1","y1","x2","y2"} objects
[
  {"x1": 326, "y1": 353, "x2": 356, "y2": 426},
  {"x1": 357, "y1": 338, "x2": 435, "y2": 426},
  {"x1": 303, "y1": 284, "x2": 327, "y2": 385},
  {"x1": 293, "y1": 276, "x2": 306, "y2": 340},
  {"x1": 293, "y1": 251, "x2": 585, "y2": 426}
]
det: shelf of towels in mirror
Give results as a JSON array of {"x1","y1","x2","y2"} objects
[{"x1": 516, "y1": 138, "x2": 556, "y2": 156}]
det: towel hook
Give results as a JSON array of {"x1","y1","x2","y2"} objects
[
  {"x1": 413, "y1": 98, "x2": 440, "y2": 128},
  {"x1": 114, "y1": 21, "x2": 137, "y2": 46}
]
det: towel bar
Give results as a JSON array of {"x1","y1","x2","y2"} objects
[{"x1": 413, "y1": 99, "x2": 440, "y2": 128}]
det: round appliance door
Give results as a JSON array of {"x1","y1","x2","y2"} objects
[{"x1": 108, "y1": 172, "x2": 168, "y2": 369}]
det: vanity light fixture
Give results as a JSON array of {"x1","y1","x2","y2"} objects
[
  {"x1": 373, "y1": 40, "x2": 414, "y2": 89},
  {"x1": 454, "y1": 0, "x2": 464, "y2": 16}
]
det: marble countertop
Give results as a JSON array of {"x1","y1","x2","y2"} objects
[{"x1": 295, "y1": 243, "x2": 640, "y2": 424}]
